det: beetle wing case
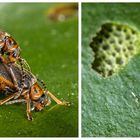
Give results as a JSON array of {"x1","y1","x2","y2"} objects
[{"x1": 0, "y1": 63, "x2": 36, "y2": 89}]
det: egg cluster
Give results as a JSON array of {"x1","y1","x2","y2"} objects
[{"x1": 90, "y1": 23, "x2": 140, "y2": 77}]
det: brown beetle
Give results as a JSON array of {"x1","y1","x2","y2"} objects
[
  {"x1": 0, "y1": 31, "x2": 31, "y2": 99},
  {"x1": 47, "y1": 4, "x2": 78, "y2": 22},
  {"x1": 0, "y1": 63, "x2": 70, "y2": 120},
  {"x1": 0, "y1": 31, "x2": 21, "y2": 64}
]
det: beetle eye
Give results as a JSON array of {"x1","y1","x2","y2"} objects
[
  {"x1": 8, "y1": 39, "x2": 14, "y2": 46},
  {"x1": 37, "y1": 94, "x2": 46, "y2": 104},
  {"x1": 40, "y1": 100, "x2": 44, "y2": 104},
  {"x1": 12, "y1": 53, "x2": 17, "y2": 58}
]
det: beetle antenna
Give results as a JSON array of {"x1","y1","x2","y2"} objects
[
  {"x1": 18, "y1": 58, "x2": 26, "y2": 92},
  {"x1": 36, "y1": 77, "x2": 47, "y2": 90},
  {"x1": 21, "y1": 58, "x2": 31, "y2": 72}
]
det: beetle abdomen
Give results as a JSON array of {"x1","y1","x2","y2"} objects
[{"x1": 0, "y1": 63, "x2": 36, "y2": 90}]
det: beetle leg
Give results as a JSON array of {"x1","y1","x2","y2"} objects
[
  {"x1": 0, "y1": 92, "x2": 18, "y2": 105},
  {"x1": 3, "y1": 64, "x2": 19, "y2": 90},
  {"x1": 5, "y1": 99, "x2": 25, "y2": 105},
  {"x1": 26, "y1": 93, "x2": 32, "y2": 121},
  {"x1": 3, "y1": 64, "x2": 24, "y2": 99},
  {"x1": 46, "y1": 91, "x2": 70, "y2": 106},
  {"x1": 9, "y1": 66, "x2": 19, "y2": 89}
]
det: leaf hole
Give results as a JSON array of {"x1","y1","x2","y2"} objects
[{"x1": 116, "y1": 57, "x2": 124, "y2": 65}]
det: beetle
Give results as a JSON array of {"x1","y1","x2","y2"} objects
[
  {"x1": 47, "y1": 4, "x2": 78, "y2": 22},
  {"x1": 0, "y1": 62, "x2": 70, "y2": 120},
  {"x1": 0, "y1": 31, "x2": 21, "y2": 64},
  {"x1": 0, "y1": 31, "x2": 31, "y2": 99}
]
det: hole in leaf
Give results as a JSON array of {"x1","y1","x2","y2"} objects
[
  {"x1": 128, "y1": 46, "x2": 134, "y2": 51},
  {"x1": 90, "y1": 22, "x2": 139, "y2": 77},
  {"x1": 116, "y1": 57, "x2": 124, "y2": 65},
  {"x1": 102, "y1": 45, "x2": 110, "y2": 50}
]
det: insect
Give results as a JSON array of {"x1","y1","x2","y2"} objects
[
  {"x1": 0, "y1": 62, "x2": 70, "y2": 120},
  {"x1": 0, "y1": 31, "x2": 31, "y2": 99},
  {"x1": 0, "y1": 31, "x2": 21, "y2": 64},
  {"x1": 47, "y1": 4, "x2": 78, "y2": 22}
]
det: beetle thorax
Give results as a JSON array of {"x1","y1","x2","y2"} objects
[{"x1": 30, "y1": 83, "x2": 44, "y2": 101}]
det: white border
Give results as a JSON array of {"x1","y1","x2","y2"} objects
[
  {"x1": 0, "y1": 0, "x2": 140, "y2": 2},
  {"x1": 78, "y1": 1, "x2": 81, "y2": 138}
]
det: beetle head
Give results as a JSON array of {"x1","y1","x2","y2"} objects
[
  {"x1": 0, "y1": 32, "x2": 21, "y2": 63},
  {"x1": 8, "y1": 47, "x2": 21, "y2": 63},
  {"x1": 30, "y1": 83, "x2": 51, "y2": 111}
]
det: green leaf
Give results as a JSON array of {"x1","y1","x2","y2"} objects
[
  {"x1": 82, "y1": 3, "x2": 140, "y2": 137},
  {"x1": 0, "y1": 3, "x2": 78, "y2": 137}
]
